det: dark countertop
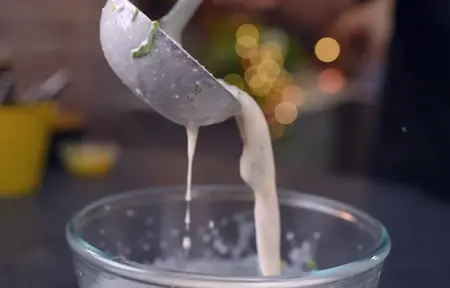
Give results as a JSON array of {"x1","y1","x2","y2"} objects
[{"x1": 0, "y1": 108, "x2": 449, "y2": 287}]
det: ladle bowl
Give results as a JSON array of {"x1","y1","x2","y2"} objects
[{"x1": 100, "y1": 0, "x2": 240, "y2": 127}]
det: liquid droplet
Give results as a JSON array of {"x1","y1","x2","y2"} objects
[{"x1": 182, "y1": 236, "x2": 192, "y2": 250}]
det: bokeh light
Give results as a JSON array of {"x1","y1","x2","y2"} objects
[
  {"x1": 224, "y1": 74, "x2": 245, "y2": 90},
  {"x1": 248, "y1": 74, "x2": 265, "y2": 89},
  {"x1": 257, "y1": 60, "x2": 281, "y2": 83},
  {"x1": 260, "y1": 42, "x2": 284, "y2": 64},
  {"x1": 318, "y1": 68, "x2": 346, "y2": 94},
  {"x1": 274, "y1": 101, "x2": 298, "y2": 125},
  {"x1": 315, "y1": 37, "x2": 340, "y2": 63},
  {"x1": 265, "y1": 41, "x2": 283, "y2": 56},
  {"x1": 235, "y1": 43, "x2": 258, "y2": 59},
  {"x1": 282, "y1": 85, "x2": 303, "y2": 106},
  {"x1": 237, "y1": 35, "x2": 258, "y2": 49},
  {"x1": 272, "y1": 70, "x2": 294, "y2": 92},
  {"x1": 249, "y1": 56, "x2": 261, "y2": 66},
  {"x1": 235, "y1": 24, "x2": 260, "y2": 59},
  {"x1": 234, "y1": 24, "x2": 301, "y2": 132},
  {"x1": 241, "y1": 58, "x2": 252, "y2": 70},
  {"x1": 244, "y1": 65, "x2": 258, "y2": 84},
  {"x1": 262, "y1": 98, "x2": 280, "y2": 117},
  {"x1": 250, "y1": 82, "x2": 272, "y2": 97},
  {"x1": 236, "y1": 24, "x2": 260, "y2": 40}
]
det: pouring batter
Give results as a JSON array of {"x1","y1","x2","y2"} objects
[
  {"x1": 182, "y1": 124, "x2": 199, "y2": 252},
  {"x1": 183, "y1": 81, "x2": 281, "y2": 276},
  {"x1": 224, "y1": 81, "x2": 281, "y2": 276},
  {"x1": 100, "y1": 0, "x2": 281, "y2": 276}
]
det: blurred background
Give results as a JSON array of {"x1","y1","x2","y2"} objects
[
  {"x1": 1, "y1": 0, "x2": 449, "y2": 286},
  {"x1": 0, "y1": 0, "x2": 385, "y2": 192}
]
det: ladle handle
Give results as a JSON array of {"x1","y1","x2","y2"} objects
[{"x1": 160, "y1": 0, "x2": 203, "y2": 42}]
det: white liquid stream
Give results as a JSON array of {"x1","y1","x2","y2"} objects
[
  {"x1": 182, "y1": 124, "x2": 199, "y2": 252},
  {"x1": 94, "y1": 84, "x2": 287, "y2": 288},
  {"x1": 183, "y1": 81, "x2": 281, "y2": 276}
]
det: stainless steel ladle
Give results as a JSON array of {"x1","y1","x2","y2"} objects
[{"x1": 100, "y1": 0, "x2": 240, "y2": 127}]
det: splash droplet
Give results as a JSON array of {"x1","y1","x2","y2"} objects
[{"x1": 182, "y1": 236, "x2": 192, "y2": 250}]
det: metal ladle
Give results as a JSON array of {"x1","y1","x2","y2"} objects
[{"x1": 100, "y1": 0, "x2": 240, "y2": 127}]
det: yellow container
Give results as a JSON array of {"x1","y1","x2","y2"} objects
[
  {"x1": 0, "y1": 103, "x2": 54, "y2": 197},
  {"x1": 60, "y1": 142, "x2": 119, "y2": 178}
]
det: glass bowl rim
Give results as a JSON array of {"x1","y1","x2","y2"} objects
[{"x1": 66, "y1": 185, "x2": 391, "y2": 288}]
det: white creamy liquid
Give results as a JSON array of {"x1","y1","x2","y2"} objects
[
  {"x1": 183, "y1": 124, "x2": 199, "y2": 251},
  {"x1": 94, "y1": 83, "x2": 284, "y2": 288},
  {"x1": 181, "y1": 82, "x2": 281, "y2": 275},
  {"x1": 219, "y1": 80, "x2": 281, "y2": 276}
]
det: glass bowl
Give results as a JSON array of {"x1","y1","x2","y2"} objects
[{"x1": 66, "y1": 185, "x2": 390, "y2": 288}]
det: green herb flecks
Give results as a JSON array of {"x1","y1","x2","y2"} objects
[
  {"x1": 111, "y1": 4, "x2": 117, "y2": 12},
  {"x1": 194, "y1": 83, "x2": 202, "y2": 95},
  {"x1": 306, "y1": 259, "x2": 318, "y2": 271},
  {"x1": 132, "y1": 7, "x2": 139, "y2": 22},
  {"x1": 131, "y1": 21, "x2": 160, "y2": 59}
]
